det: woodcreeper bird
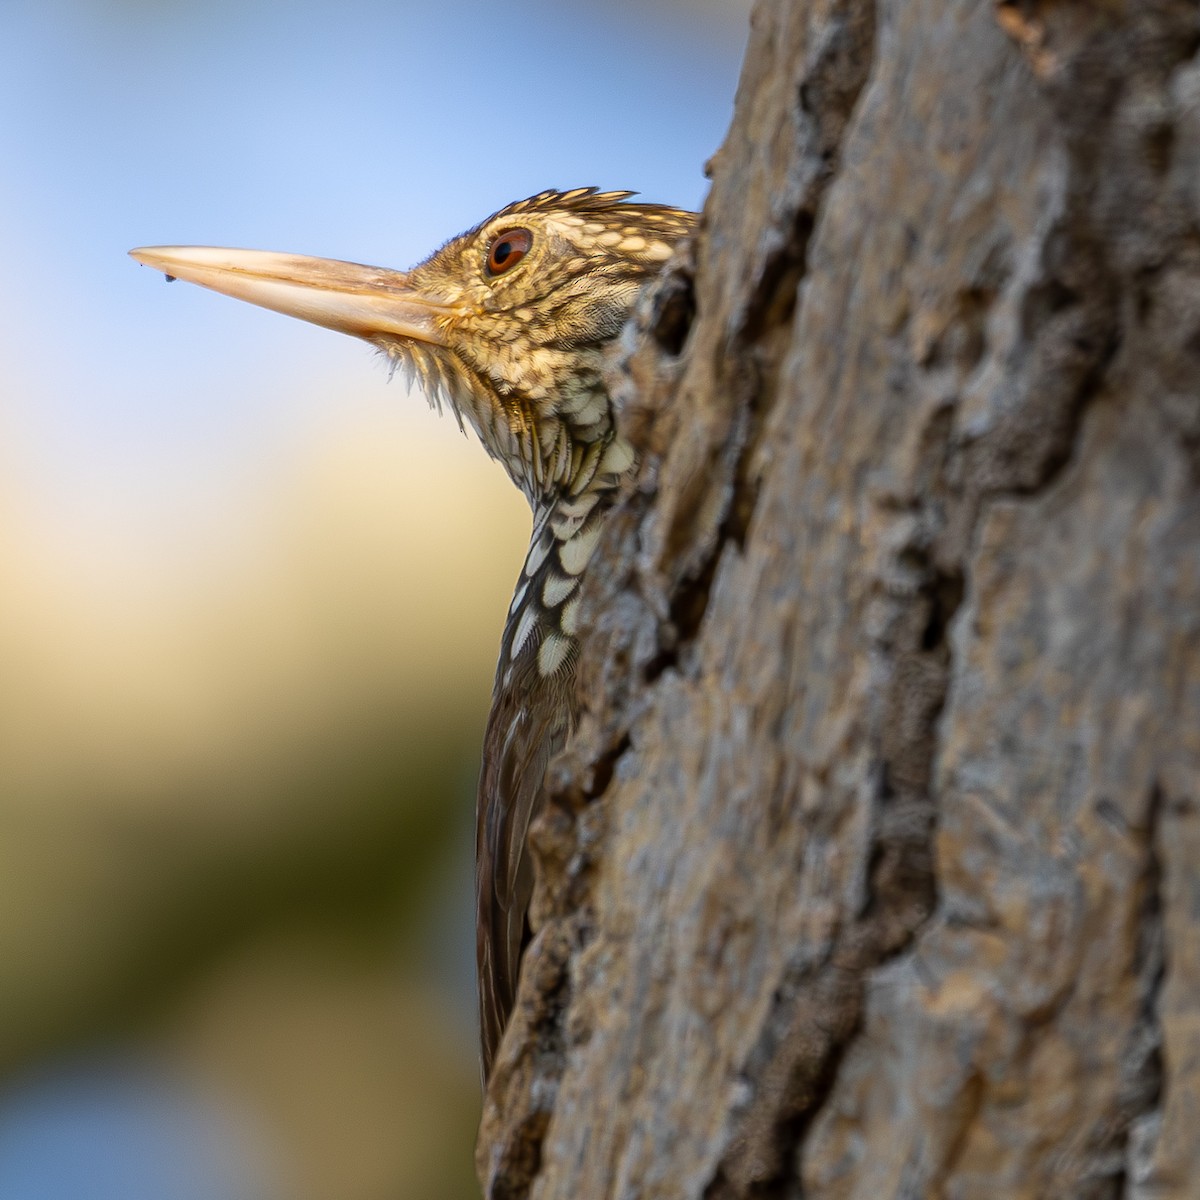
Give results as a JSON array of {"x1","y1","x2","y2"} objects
[{"x1": 131, "y1": 188, "x2": 697, "y2": 1078}]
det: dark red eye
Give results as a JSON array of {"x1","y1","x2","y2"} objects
[{"x1": 486, "y1": 228, "x2": 532, "y2": 276}]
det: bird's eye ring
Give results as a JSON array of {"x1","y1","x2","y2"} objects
[{"x1": 486, "y1": 228, "x2": 532, "y2": 277}]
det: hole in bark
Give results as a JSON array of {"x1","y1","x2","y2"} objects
[
  {"x1": 642, "y1": 644, "x2": 677, "y2": 682},
  {"x1": 586, "y1": 733, "x2": 631, "y2": 799},
  {"x1": 643, "y1": 549, "x2": 721, "y2": 684},
  {"x1": 925, "y1": 287, "x2": 995, "y2": 372},
  {"x1": 1021, "y1": 277, "x2": 1078, "y2": 335},
  {"x1": 876, "y1": 761, "x2": 896, "y2": 804},
  {"x1": 741, "y1": 211, "x2": 815, "y2": 339},
  {"x1": 652, "y1": 270, "x2": 697, "y2": 356},
  {"x1": 921, "y1": 568, "x2": 964, "y2": 651}
]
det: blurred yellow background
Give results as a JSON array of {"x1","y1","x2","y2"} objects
[{"x1": 0, "y1": 1, "x2": 747, "y2": 1195}]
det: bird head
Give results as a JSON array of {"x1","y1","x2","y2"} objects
[{"x1": 131, "y1": 188, "x2": 696, "y2": 504}]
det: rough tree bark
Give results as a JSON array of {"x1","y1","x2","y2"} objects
[{"x1": 477, "y1": 1, "x2": 1200, "y2": 1196}]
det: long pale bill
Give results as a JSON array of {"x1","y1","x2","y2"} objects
[{"x1": 128, "y1": 245, "x2": 451, "y2": 345}]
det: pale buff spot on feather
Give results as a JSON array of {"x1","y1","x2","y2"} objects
[
  {"x1": 559, "y1": 523, "x2": 603, "y2": 576},
  {"x1": 599, "y1": 437, "x2": 635, "y2": 477},
  {"x1": 538, "y1": 632, "x2": 572, "y2": 677},
  {"x1": 524, "y1": 533, "x2": 551, "y2": 577},
  {"x1": 561, "y1": 596, "x2": 581, "y2": 636},
  {"x1": 542, "y1": 572, "x2": 577, "y2": 608},
  {"x1": 509, "y1": 604, "x2": 539, "y2": 659}
]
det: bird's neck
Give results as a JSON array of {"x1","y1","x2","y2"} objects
[
  {"x1": 471, "y1": 351, "x2": 617, "y2": 506},
  {"x1": 495, "y1": 431, "x2": 635, "y2": 689}
]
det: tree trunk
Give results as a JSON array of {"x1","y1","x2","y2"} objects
[{"x1": 476, "y1": 1, "x2": 1200, "y2": 1195}]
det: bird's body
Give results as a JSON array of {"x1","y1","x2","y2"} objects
[{"x1": 131, "y1": 188, "x2": 697, "y2": 1078}]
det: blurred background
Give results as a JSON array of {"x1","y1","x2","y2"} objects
[{"x1": 0, "y1": 0, "x2": 748, "y2": 1196}]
